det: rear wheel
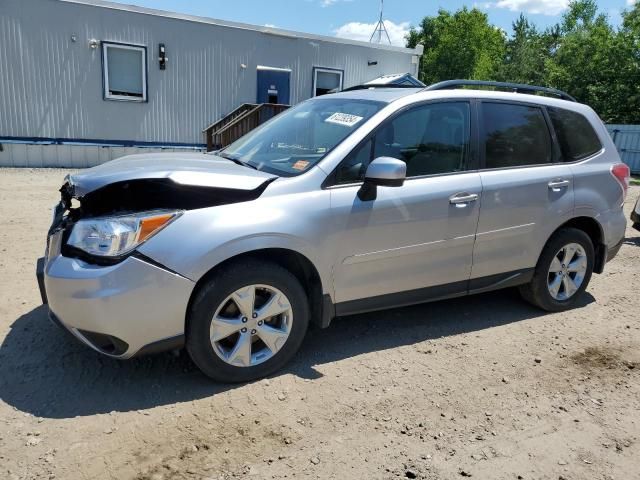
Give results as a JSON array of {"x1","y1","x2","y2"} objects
[
  {"x1": 186, "y1": 260, "x2": 309, "y2": 382},
  {"x1": 519, "y1": 228, "x2": 594, "y2": 312}
]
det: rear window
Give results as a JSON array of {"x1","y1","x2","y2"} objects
[{"x1": 548, "y1": 107, "x2": 602, "y2": 161}]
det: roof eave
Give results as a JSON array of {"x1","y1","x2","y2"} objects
[{"x1": 58, "y1": 0, "x2": 422, "y2": 55}]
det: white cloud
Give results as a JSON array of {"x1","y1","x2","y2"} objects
[
  {"x1": 321, "y1": 0, "x2": 353, "y2": 7},
  {"x1": 334, "y1": 20, "x2": 411, "y2": 47},
  {"x1": 627, "y1": 0, "x2": 636, "y2": 6},
  {"x1": 489, "y1": 0, "x2": 569, "y2": 16}
]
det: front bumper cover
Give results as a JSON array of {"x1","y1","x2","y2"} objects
[
  {"x1": 606, "y1": 237, "x2": 624, "y2": 263},
  {"x1": 36, "y1": 256, "x2": 47, "y2": 304},
  {"x1": 40, "y1": 250, "x2": 195, "y2": 358}
]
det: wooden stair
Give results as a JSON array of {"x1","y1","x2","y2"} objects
[{"x1": 203, "y1": 103, "x2": 290, "y2": 151}]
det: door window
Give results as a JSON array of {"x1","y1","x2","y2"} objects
[
  {"x1": 334, "y1": 102, "x2": 470, "y2": 184},
  {"x1": 335, "y1": 139, "x2": 373, "y2": 184},
  {"x1": 482, "y1": 103, "x2": 552, "y2": 168}
]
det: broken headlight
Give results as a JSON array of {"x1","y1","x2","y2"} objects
[{"x1": 67, "y1": 211, "x2": 181, "y2": 258}]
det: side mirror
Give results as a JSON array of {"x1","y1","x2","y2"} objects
[{"x1": 358, "y1": 157, "x2": 406, "y2": 201}]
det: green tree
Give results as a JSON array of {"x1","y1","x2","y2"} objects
[
  {"x1": 618, "y1": 1, "x2": 640, "y2": 123},
  {"x1": 622, "y1": 1, "x2": 640, "y2": 55},
  {"x1": 498, "y1": 14, "x2": 553, "y2": 85},
  {"x1": 406, "y1": 8, "x2": 506, "y2": 84},
  {"x1": 405, "y1": 0, "x2": 640, "y2": 123},
  {"x1": 560, "y1": 0, "x2": 599, "y2": 32},
  {"x1": 624, "y1": 1, "x2": 640, "y2": 34},
  {"x1": 545, "y1": 0, "x2": 640, "y2": 123}
]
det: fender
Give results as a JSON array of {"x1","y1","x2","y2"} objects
[
  {"x1": 137, "y1": 191, "x2": 335, "y2": 298},
  {"x1": 186, "y1": 233, "x2": 333, "y2": 297}
]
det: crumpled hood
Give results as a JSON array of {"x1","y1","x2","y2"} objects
[{"x1": 68, "y1": 152, "x2": 276, "y2": 197}]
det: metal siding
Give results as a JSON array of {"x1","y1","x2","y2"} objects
[
  {"x1": 0, "y1": 143, "x2": 205, "y2": 167},
  {"x1": 606, "y1": 124, "x2": 640, "y2": 174},
  {"x1": 26, "y1": 145, "x2": 44, "y2": 168},
  {"x1": 1, "y1": 0, "x2": 416, "y2": 146}
]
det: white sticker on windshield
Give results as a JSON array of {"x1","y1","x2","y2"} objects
[{"x1": 325, "y1": 112, "x2": 364, "y2": 127}]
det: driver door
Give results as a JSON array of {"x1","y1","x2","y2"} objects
[{"x1": 328, "y1": 101, "x2": 482, "y2": 311}]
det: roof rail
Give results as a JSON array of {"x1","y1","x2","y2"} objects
[
  {"x1": 424, "y1": 80, "x2": 577, "y2": 102},
  {"x1": 342, "y1": 84, "x2": 423, "y2": 92}
]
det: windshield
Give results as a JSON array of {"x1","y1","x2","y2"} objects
[{"x1": 219, "y1": 98, "x2": 385, "y2": 176}]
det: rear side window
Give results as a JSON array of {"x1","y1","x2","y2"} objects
[
  {"x1": 548, "y1": 107, "x2": 602, "y2": 161},
  {"x1": 482, "y1": 103, "x2": 552, "y2": 168}
]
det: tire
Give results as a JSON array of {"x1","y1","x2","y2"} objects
[
  {"x1": 519, "y1": 227, "x2": 595, "y2": 312},
  {"x1": 186, "y1": 259, "x2": 309, "y2": 382}
]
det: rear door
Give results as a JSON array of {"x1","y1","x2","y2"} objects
[{"x1": 471, "y1": 101, "x2": 574, "y2": 283}]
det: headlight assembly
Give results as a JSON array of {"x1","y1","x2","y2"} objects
[{"x1": 67, "y1": 211, "x2": 181, "y2": 258}]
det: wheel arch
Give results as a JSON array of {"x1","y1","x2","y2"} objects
[
  {"x1": 186, "y1": 248, "x2": 333, "y2": 332},
  {"x1": 548, "y1": 216, "x2": 606, "y2": 273}
]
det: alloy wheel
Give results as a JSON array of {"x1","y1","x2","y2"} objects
[
  {"x1": 209, "y1": 284, "x2": 293, "y2": 367},
  {"x1": 547, "y1": 243, "x2": 588, "y2": 301}
]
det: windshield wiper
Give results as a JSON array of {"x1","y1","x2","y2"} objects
[{"x1": 217, "y1": 152, "x2": 258, "y2": 170}]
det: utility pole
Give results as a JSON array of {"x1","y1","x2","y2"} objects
[{"x1": 370, "y1": 0, "x2": 392, "y2": 45}]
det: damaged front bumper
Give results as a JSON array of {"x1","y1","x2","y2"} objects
[
  {"x1": 38, "y1": 229, "x2": 195, "y2": 358},
  {"x1": 37, "y1": 161, "x2": 275, "y2": 358}
]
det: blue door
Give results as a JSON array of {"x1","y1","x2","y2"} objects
[{"x1": 257, "y1": 68, "x2": 291, "y2": 105}]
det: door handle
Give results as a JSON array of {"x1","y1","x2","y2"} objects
[
  {"x1": 449, "y1": 193, "x2": 479, "y2": 205},
  {"x1": 548, "y1": 179, "x2": 570, "y2": 190}
]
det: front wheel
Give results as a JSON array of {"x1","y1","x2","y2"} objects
[
  {"x1": 519, "y1": 228, "x2": 595, "y2": 312},
  {"x1": 186, "y1": 260, "x2": 309, "y2": 382}
]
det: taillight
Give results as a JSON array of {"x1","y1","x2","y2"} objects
[{"x1": 610, "y1": 163, "x2": 630, "y2": 201}]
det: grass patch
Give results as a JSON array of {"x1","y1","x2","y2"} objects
[
  {"x1": 631, "y1": 176, "x2": 640, "y2": 186},
  {"x1": 572, "y1": 346, "x2": 638, "y2": 371}
]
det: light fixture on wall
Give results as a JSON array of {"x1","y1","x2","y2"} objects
[
  {"x1": 70, "y1": 34, "x2": 77, "y2": 43},
  {"x1": 158, "y1": 43, "x2": 167, "y2": 70},
  {"x1": 89, "y1": 39, "x2": 99, "y2": 49}
]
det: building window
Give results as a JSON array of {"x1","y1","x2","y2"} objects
[
  {"x1": 102, "y1": 42, "x2": 147, "y2": 102},
  {"x1": 313, "y1": 67, "x2": 343, "y2": 96}
]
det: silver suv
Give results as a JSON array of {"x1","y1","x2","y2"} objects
[{"x1": 37, "y1": 80, "x2": 631, "y2": 382}]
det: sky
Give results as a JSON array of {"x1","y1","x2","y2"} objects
[{"x1": 110, "y1": 0, "x2": 638, "y2": 47}]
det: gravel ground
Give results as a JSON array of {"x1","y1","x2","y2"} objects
[{"x1": 0, "y1": 168, "x2": 638, "y2": 480}]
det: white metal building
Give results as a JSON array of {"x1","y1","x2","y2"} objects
[{"x1": 0, "y1": 0, "x2": 423, "y2": 167}]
